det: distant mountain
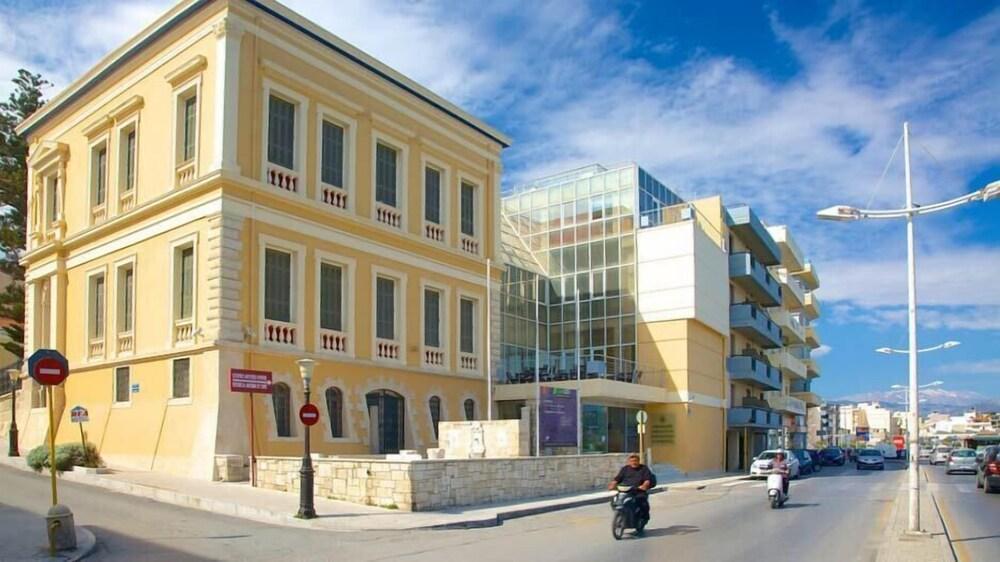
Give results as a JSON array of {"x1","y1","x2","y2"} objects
[{"x1": 833, "y1": 388, "x2": 1000, "y2": 415}]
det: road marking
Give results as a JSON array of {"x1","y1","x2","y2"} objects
[{"x1": 722, "y1": 481, "x2": 751, "y2": 487}]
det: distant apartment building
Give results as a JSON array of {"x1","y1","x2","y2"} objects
[
  {"x1": 15, "y1": 0, "x2": 507, "y2": 478},
  {"x1": 496, "y1": 163, "x2": 824, "y2": 473}
]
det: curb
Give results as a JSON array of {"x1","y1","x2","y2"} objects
[{"x1": 32, "y1": 527, "x2": 96, "y2": 562}]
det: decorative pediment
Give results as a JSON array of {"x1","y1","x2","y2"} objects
[
  {"x1": 109, "y1": 95, "x2": 145, "y2": 122},
  {"x1": 28, "y1": 140, "x2": 70, "y2": 170},
  {"x1": 165, "y1": 55, "x2": 207, "y2": 87}
]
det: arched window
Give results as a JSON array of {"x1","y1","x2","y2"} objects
[
  {"x1": 272, "y1": 383, "x2": 291, "y2": 437},
  {"x1": 429, "y1": 396, "x2": 441, "y2": 439},
  {"x1": 326, "y1": 387, "x2": 344, "y2": 438},
  {"x1": 464, "y1": 398, "x2": 475, "y2": 421}
]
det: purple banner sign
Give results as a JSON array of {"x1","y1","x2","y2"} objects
[{"x1": 540, "y1": 387, "x2": 578, "y2": 448}]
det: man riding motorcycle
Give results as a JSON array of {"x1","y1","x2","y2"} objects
[
  {"x1": 772, "y1": 450, "x2": 790, "y2": 496},
  {"x1": 608, "y1": 453, "x2": 654, "y2": 527}
]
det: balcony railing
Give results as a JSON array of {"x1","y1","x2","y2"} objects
[
  {"x1": 766, "y1": 348, "x2": 807, "y2": 380},
  {"x1": 498, "y1": 359, "x2": 665, "y2": 388},
  {"x1": 730, "y1": 303, "x2": 782, "y2": 348},
  {"x1": 91, "y1": 204, "x2": 106, "y2": 224},
  {"x1": 117, "y1": 331, "x2": 134, "y2": 355},
  {"x1": 263, "y1": 319, "x2": 297, "y2": 346},
  {"x1": 729, "y1": 252, "x2": 781, "y2": 307},
  {"x1": 773, "y1": 267, "x2": 805, "y2": 309},
  {"x1": 265, "y1": 163, "x2": 299, "y2": 193},
  {"x1": 376, "y1": 203, "x2": 402, "y2": 229},
  {"x1": 319, "y1": 329, "x2": 348, "y2": 354},
  {"x1": 725, "y1": 204, "x2": 781, "y2": 266},
  {"x1": 727, "y1": 355, "x2": 782, "y2": 391},
  {"x1": 765, "y1": 392, "x2": 807, "y2": 416},
  {"x1": 459, "y1": 353, "x2": 478, "y2": 371},
  {"x1": 768, "y1": 308, "x2": 805, "y2": 344},
  {"x1": 320, "y1": 185, "x2": 348, "y2": 210},
  {"x1": 174, "y1": 319, "x2": 194, "y2": 344},
  {"x1": 423, "y1": 347, "x2": 445, "y2": 367},
  {"x1": 88, "y1": 338, "x2": 105, "y2": 359},
  {"x1": 460, "y1": 236, "x2": 479, "y2": 255},
  {"x1": 728, "y1": 406, "x2": 781, "y2": 428},
  {"x1": 375, "y1": 338, "x2": 401, "y2": 360},
  {"x1": 175, "y1": 161, "x2": 196, "y2": 188},
  {"x1": 424, "y1": 222, "x2": 445, "y2": 243},
  {"x1": 119, "y1": 190, "x2": 136, "y2": 213}
]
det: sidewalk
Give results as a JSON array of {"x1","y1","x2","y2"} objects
[
  {"x1": 875, "y1": 468, "x2": 956, "y2": 562},
  {"x1": 0, "y1": 456, "x2": 748, "y2": 532}
]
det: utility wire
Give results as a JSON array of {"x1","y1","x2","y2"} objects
[{"x1": 865, "y1": 132, "x2": 904, "y2": 210}]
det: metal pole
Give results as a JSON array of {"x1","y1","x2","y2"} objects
[
  {"x1": 47, "y1": 386, "x2": 57, "y2": 506},
  {"x1": 575, "y1": 288, "x2": 582, "y2": 454},
  {"x1": 534, "y1": 293, "x2": 541, "y2": 457},
  {"x1": 297, "y1": 385, "x2": 316, "y2": 519},
  {"x1": 8, "y1": 373, "x2": 18, "y2": 457},
  {"x1": 903, "y1": 121, "x2": 921, "y2": 533},
  {"x1": 249, "y1": 393, "x2": 257, "y2": 488},
  {"x1": 486, "y1": 259, "x2": 493, "y2": 421}
]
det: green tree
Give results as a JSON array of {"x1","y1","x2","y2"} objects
[{"x1": 0, "y1": 70, "x2": 49, "y2": 358}]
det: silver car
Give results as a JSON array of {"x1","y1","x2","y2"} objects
[
  {"x1": 946, "y1": 448, "x2": 977, "y2": 474},
  {"x1": 930, "y1": 446, "x2": 952, "y2": 465}
]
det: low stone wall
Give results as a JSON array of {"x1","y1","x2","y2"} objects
[{"x1": 251, "y1": 453, "x2": 627, "y2": 511}]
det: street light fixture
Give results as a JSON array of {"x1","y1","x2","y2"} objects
[
  {"x1": 817, "y1": 122, "x2": 998, "y2": 535},
  {"x1": 876, "y1": 341, "x2": 961, "y2": 354},
  {"x1": 7, "y1": 369, "x2": 19, "y2": 457},
  {"x1": 296, "y1": 358, "x2": 316, "y2": 520}
]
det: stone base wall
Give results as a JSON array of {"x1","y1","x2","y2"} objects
[
  {"x1": 437, "y1": 419, "x2": 529, "y2": 458},
  {"x1": 254, "y1": 453, "x2": 628, "y2": 511},
  {"x1": 214, "y1": 454, "x2": 249, "y2": 482}
]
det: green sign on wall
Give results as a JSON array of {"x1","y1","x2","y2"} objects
[{"x1": 650, "y1": 413, "x2": 676, "y2": 445}]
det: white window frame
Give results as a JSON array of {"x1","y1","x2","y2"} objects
[
  {"x1": 169, "y1": 233, "x2": 198, "y2": 347},
  {"x1": 371, "y1": 264, "x2": 407, "y2": 364},
  {"x1": 419, "y1": 280, "x2": 450, "y2": 370},
  {"x1": 314, "y1": 250, "x2": 356, "y2": 357},
  {"x1": 112, "y1": 365, "x2": 132, "y2": 408},
  {"x1": 421, "y1": 155, "x2": 450, "y2": 244},
  {"x1": 319, "y1": 379, "x2": 359, "y2": 444},
  {"x1": 370, "y1": 129, "x2": 409, "y2": 229},
  {"x1": 87, "y1": 134, "x2": 110, "y2": 224},
  {"x1": 456, "y1": 290, "x2": 481, "y2": 373},
  {"x1": 260, "y1": 79, "x2": 309, "y2": 196},
  {"x1": 168, "y1": 356, "x2": 193, "y2": 406},
  {"x1": 172, "y1": 75, "x2": 202, "y2": 167},
  {"x1": 258, "y1": 234, "x2": 306, "y2": 350},
  {"x1": 114, "y1": 255, "x2": 137, "y2": 357},
  {"x1": 85, "y1": 266, "x2": 107, "y2": 361},
  {"x1": 115, "y1": 114, "x2": 140, "y2": 208},
  {"x1": 315, "y1": 103, "x2": 357, "y2": 211},
  {"x1": 457, "y1": 172, "x2": 483, "y2": 255}
]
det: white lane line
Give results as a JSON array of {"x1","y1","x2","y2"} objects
[{"x1": 722, "y1": 481, "x2": 752, "y2": 487}]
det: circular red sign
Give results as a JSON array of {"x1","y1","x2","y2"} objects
[
  {"x1": 299, "y1": 403, "x2": 320, "y2": 426},
  {"x1": 33, "y1": 356, "x2": 68, "y2": 386}
]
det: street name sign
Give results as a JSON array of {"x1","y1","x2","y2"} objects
[
  {"x1": 28, "y1": 349, "x2": 69, "y2": 386},
  {"x1": 299, "y1": 404, "x2": 320, "y2": 426},
  {"x1": 70, "y1": 406, "x2": 89, "y2": 423},
  {"x1": 230, "y1": 369, "x2": 273, "y2": 393}
]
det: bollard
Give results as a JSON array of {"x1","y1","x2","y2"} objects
[{"x1": 45, "y1": 504, "x2": 77, "y2": 554}]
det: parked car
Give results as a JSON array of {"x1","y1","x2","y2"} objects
[
  {"x1": 975, "y1": 445, "x2": 994, "y2": 465},
  {"x1": 750, "y1": 450, "x2": 801, "y2": 479},
  {"x1": 806, "y1": 449, "x2": 822, "y2": 472},
  {"x1": 918, "y1": 447, "x2": 933, "y2": 461},
  {"x1": 819, "y1": 447, "x2": 846, "y2": 466},
  {"x1": 856, "y1": 448, "x2": 885, "y2": 471},
  {"x1": 792, "y1": 449, "x2": 814, "y2": 475},
  {"x1": 945, "y1": 449, "x2": 978, "y2": 475},
  {"x1": 976, "y1": 446, "x2": 1000, "y2": 493},
  {"x1": 930, "y1": 446, "x2": 952, "y2": 465}
]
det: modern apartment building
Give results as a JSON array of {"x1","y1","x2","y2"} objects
[
  {"x1": 497, "y1": 163, "x2": 824, "y2": 474},
  {"x1": 15, "y1": 0, "x2": 508, "y2": 478}
]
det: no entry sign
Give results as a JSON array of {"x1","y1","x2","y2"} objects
[
  {"x1": 299, "y1": 403, "x2": 320, "y2": 426},
  {"x1": 230, "y1": 369, "x2": 273, "y2": 393},
  {"x1": 28, "y1": 349, "x2": 69, "y2": 386}
]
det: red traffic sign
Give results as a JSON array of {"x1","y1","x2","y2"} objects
[
  {"x1": 28, "y1": 349, "x2": 69, "y2": 386},
  {"x1": 230, "y1": 369, "x2": 273, "y2": 394},
  {"x1": 299, "y1": 404, "x2": 320, "y2": 426}
]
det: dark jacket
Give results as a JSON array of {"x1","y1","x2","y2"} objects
[{"x1": 614, "y1": 464, "x2": 654, "y2": 488}]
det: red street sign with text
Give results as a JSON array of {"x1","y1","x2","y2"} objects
[
  {"x1": 299, "y1": 404, "x2": 320, "y2": 426},
  {"x1": 229, "y1": 369, "x2": 273, "y2": 394}
]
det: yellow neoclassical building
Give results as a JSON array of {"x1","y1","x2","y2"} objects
[{"x1": 15, "y1": 0, "x2": 508, "y2": 478}]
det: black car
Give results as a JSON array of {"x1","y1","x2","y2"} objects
[
  {"x1": 791, "y1": 449, "x2": 814, "y2": 475},
  {"x1": 819, "y1": 447, "x2": 846, "y2": 466},
  {"x1": 806, "y1": 449, "x2": 822, "y2": 472},
  {"x1": 976, "y1": 446, "x2": 999, "y2": 494}
]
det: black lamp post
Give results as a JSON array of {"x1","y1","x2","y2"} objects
[
  {"x1": 296, "y1": 358, "x2": 316, "y2": 519},
  {"x1": 7, "y1": 369, "x2": 19, "y2": 457}
]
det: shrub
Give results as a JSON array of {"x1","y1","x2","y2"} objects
[{"x1": 26, "y1": 443, "x2": 103, "y2": 473}]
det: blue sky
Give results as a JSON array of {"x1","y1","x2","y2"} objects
[{"x1": 1, "y1": 0, "x2": 997, "y2": 401}]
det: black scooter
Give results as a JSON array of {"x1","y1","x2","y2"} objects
[{"x1": 610, "y1": 485, "x2": 648, "y2": 539}]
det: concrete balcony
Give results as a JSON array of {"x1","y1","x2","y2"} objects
[
  {"x1": 729, "y1": 252, "x2": 782, "y2": 307},
  {"x1": 805, "y1": 358, "x2": 821, "y2": 378},
  {"x1": 728, "y1": 406, "x2": 782, "y2": 429},
  {"x1": 766, "y1": 348, "x2": 807, "y2": 380},
  {"x1": 805, "y1": 325, "x2": 820, "y2": 348},
  {"x1": 727, "y1": 355, "x2": 782, "y2": 391},
  {"x1": 764, "y1": 392, "x2": 807, "y2": 416},
  {"x1": 730, "y1": 303, "x2": 782, "y2": 349},
  {"x1": 766, "y1": 225, "x2": 805, "y2": 272},
  {"x1": 769, "y1": 308, "x2": 805, "y2": 345},
  {"x1": 804, "y1": 291, "x2": 821, "y2": 319},
  {"x1": 725, "y1": 205, "x2": 780, "y2": 266},
  {"x1": 792, "y1": 391, "x2": 822, "y2": 407},
  {"x1": 798, "y1": 261, "x2": 819, "y2": 291},
  {"x1": 773, "y1": 267, "x2": 805, "y2": 310}
]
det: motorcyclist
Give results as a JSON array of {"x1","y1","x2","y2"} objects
[
  {"x1": 772, "y1": 450, "x2": 790, "y2": 496},
  {"x1": 608, "y1": 453, "x2": 653, "y2": 527}
]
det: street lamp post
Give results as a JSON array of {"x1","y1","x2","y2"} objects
[
  {"x1": 818, "y1": 122, "x2": 998, "y2": 534},
  {"x1": 296, "y1": 358, "x2": 316, "y2": 520},
  {"x1": 7, "y1": 369, "x2": 19, "y2": 457}
]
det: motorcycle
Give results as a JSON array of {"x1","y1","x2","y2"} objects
[
  {"x1": 767, "y1": 471, "x2": 788, "y2": 509},
  {"x1": 611, "y1": 485, "x2": 648, "y2": 539}
]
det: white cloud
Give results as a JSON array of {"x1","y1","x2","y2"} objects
[
  {"x1": 937, "y1": 359, "x2": 1000, "y2": 376},
  {"x1": 829, "y1": 303, "x2": 1000, "y2": 332},
  {"x1": 812, "y1": 344, "x2": 832, "y2": 358}
]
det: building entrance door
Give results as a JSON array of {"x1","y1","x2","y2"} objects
[{"x1": 366, "y1": 390, "x2": 405, "y2": 454}]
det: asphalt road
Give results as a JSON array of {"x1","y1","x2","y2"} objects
[
  {"x1": 924, "y1": 462, "x2": 1000, "y2": 562},
  {"x1": 1, "y1": 463, "x2": 903, "y2": 561}
]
